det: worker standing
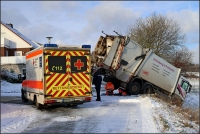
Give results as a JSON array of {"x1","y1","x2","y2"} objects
[{"x1": 92, "y1": 68, "x2": 102, "y2": 101}]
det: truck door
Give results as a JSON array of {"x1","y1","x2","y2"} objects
[
  {"x1": 68, "y1": 50, "x2": 91, "y2": 97},
  {"x1": 44, "y1": 50, "x2": 70, "y2": 99},
  {"x1": 175, "y1": 76, "x2": 190, "y2": 100}
]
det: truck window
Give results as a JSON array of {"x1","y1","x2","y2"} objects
[
  {"x1": 181, "y1": 81, "x2": 189, "y2": 91},
  {"x1": 48, "y1": 56, "x2": 66, "y2": 73}
]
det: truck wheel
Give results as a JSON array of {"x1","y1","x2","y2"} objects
[
  {"x1": 21, "y1": 89, "x2": 28, "y2": 102},
  {"x1": 128, "y1": 82, "x2": 141, "y2": 95},
  {"x1": 143, "y1": 84, "x2": 153, "y2": 94}
]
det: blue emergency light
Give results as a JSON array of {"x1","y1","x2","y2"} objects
[
  {"x1": 44, "y1": 44, "x2": 58, "y2": 47},
  {"x1": 82, "y1": 45, "x2": 91, "y2": 48}
]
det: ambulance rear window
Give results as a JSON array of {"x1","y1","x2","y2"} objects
[
  {"x1": 48, "y1": 56, "x2": 66, "y2": 73},
  {"x1": 71, "y1": 56, "x2": 87, "y2": 73}
]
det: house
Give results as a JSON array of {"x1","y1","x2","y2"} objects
[
  {"x1": 1, "y1": 21, "x2": 40, "y2": 56},
  {"x1": 1, "y1": 21, "x2": 41, "y2": 74}
]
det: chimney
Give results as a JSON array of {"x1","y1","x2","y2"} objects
[{"x1": 6, "y1": 23, "x2": 13, "y2": 28}]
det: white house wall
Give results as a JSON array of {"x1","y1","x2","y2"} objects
[
  {"x1": 1, "y1": 24, "x2": 31, "y2": 49},
  {"x1": 1, "y1": 37, "x2": 9, "y2": 48}
]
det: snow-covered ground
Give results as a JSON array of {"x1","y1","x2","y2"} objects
[{"x1": 1, "y1": 77, "x2": 199, "y2": 133}]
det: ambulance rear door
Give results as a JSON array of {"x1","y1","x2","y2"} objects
[
  {"x1": 44, "y1": 49, "x2": 71, "y2": 99},
  {"x1": 68, "y1": 49, "x2": 92, "y2": 97}
]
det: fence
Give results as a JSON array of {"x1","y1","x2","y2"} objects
[{"x1": 1, "y1": 56, "x2": 26, "y2": 65}]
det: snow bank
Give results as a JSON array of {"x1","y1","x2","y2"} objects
[
  {"x1": 183, "y1": 93, "x2": 199, "y2": 109},
  {"x1": 1, "y1": 80, "x2": 21, "y2": 93},
  {"x1": 1, "y1": 103, "x2": 39, "y2": 133},
  {"x1": 149, "y1": 96, "x2": 199, "y2": 133},
  {"x1": 189, "y1": 78, "x2": 199, "y2": 92}
]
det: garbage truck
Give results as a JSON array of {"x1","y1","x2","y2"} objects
[
  {"x1": 18, "y1": 41, "x2": 92, "y2": 109},
  {"x1": 91, "y1": 31, "x2": 192, "y2": 101}
]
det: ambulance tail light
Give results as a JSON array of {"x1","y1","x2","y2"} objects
[
  {"x1": 84, "y1": 97, "x2": 92, "y2": 101},
  {"x1": 44, "y1": 100, "x2": 56, "y2": 104}
]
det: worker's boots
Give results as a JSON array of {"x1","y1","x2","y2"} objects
[{"x1": 96, "y1": 97, "x2": 101, "y2": 101}]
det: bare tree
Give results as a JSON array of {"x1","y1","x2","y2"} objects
[
  {"x1": 168, "y1": 46, "x2": 194, "y2": 75},
  {"x1": 127, "y1": 12, "x2": 186, "y2": 59}
]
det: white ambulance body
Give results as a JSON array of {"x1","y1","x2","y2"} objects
[{"x1": 21, "y1": 44, "x2": 92, "y2": 109}]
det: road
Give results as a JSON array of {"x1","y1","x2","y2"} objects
[{"x1": 1, "y1": 88, "x2": 159, "y2": 133}]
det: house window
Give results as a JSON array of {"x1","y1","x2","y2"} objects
[
  {"x1": 6, "y1": 51, "x2": 8, "y2": 56},
  {"x1": 14, "y1": 51, "x2": 22, "y2": 56}
]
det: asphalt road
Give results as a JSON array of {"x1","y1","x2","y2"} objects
[
  {"x1": 19, "y1": 96, "x2": 158, "y2": 133},
  {"x1": 1, "y1": 87, "x2": 159, "y2": 133},
  {"x1": 0, "y1": 86, "x2": 105, "y2": 106},
  {"x1": 1, "y1": 96, "x2": 22, "y2": 104},
  {"x1": 1, "y1": 96, "x2": 36, "y2": 106}
]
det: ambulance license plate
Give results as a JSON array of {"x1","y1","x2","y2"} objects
[{"x1": 63, "y1": 99, "x2": 74, "y2": 102}]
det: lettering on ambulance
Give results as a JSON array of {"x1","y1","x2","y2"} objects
[
  {"x1": 33, "y1": 58, "x2": 39, "y2": 68},
  {"x1": 52, "y1": 85, "x2": 84, "y2": 91},
  {"x1": 48, "y1": 56, "x2": 66, "y2": 73}
]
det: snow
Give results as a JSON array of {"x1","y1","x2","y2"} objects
[
  {"x1": 1, "y1": 80, "x2": 22, "y2": 94},
  {"x1": 1, "y1": 103, "x2": 39, "y2": 133},
  {"x1": 1, "y1": 77, "x2": 199, "y2": 133}
]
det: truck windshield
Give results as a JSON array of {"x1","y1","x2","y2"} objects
[{"x1": 181, "y1": 81, "x2": 189, "y2": 92}]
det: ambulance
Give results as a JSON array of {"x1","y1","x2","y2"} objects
[{"x1": 19, "y1": 43, "x2": 92, "y2": 109}]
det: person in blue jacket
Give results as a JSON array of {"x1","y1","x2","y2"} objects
[{"x1": 92, "y1": 68, "x2": 102, "y2": 101}]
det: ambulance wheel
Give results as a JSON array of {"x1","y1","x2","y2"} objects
[
  {"x1": 21, "y1": 89, "x2": 28, "y2": 102},
  {"x1": 35, "y1": 96, "x2": 43, "y2": 109},
  {"x1": 143, "y1": 84, "x2": 153, "y2": 94},
  {"x1": 128, "y1": 82, "x2": 140, "y2": 95}
]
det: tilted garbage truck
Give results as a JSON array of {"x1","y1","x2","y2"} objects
[{"x1": 91, "y1": 32, "x2": 192, "y2": 101}]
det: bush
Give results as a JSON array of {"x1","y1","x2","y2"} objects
[
  {"x1": 10, "y1": 68, "x2": 15, "y2": 73},
  {"x1": 1, "y1": 68, "x2": 22, "y2": 83}
]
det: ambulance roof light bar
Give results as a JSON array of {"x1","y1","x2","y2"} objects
[{"x1": 44, "y1": 37, "x2": 58, "y2": 47}]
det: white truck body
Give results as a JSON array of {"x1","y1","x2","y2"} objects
[{"x1": 91, "y1": 35, "x2": 192, "y2": 100}]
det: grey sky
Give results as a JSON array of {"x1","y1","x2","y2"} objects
[{"x1": 1, "y1": 1, "x2": 199, "y2": 63}]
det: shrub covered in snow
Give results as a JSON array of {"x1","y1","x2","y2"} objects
[{"x1": 0, "y1": 68, "x2": 22, "y2": 83}]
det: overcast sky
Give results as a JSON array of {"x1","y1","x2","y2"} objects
[{"x1": 1, "y1": 1, "x2": 199, "y2": 64}]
